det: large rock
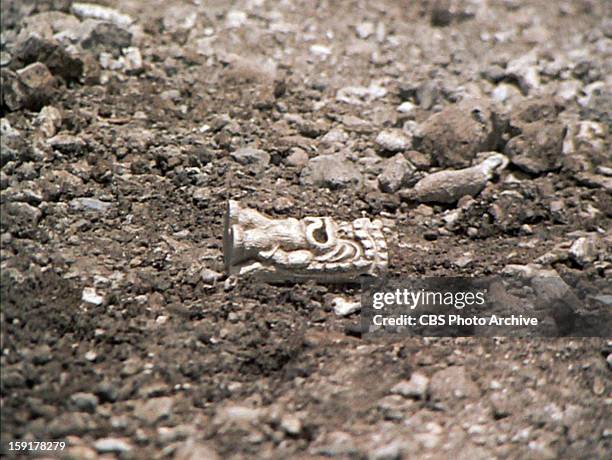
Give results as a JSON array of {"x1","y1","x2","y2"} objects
[
  {"x1": 504, "y1": 97, "x2": 565, "y2": 174},
  {"x1": 17, "y1": 12, "x2": 81, "y2": 43},
  {"x1": 78, "y1": 20, "x2": 132, "y2": 52},
  {"x1": 300, "y1": 153, "x2": 363, "y2": 189},
  {"x1": 0, "y1": 202, "x2": 42, "y2": 236},
  {"x1": 414, "y1": 98, "x2": 505, "y2": 168},
  {"x1": 12, "y1": 35, "x2": 83, "y2": 81},
  {"x1": 505, "y1": 121, "x2": 565, "y2": 174},
  {"x1": 1, "y1": 69, "x2": 29, "y2": 111},
  {"x1": 407, "y1": 153, "x2": 508, "y2": 204},
  {"x1": 16, "y1": 62, "x2": 57, "y2": 110},
  {"x1": 378, "y1": 154, "x2": 416, "y2": 193}
]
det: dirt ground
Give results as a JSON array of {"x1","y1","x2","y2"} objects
[{"x1": 1, "y1": 0, "x2": 611, "y2": 459}]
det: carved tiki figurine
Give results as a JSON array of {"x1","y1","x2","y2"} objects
[{"x1": 223, "y1": 200, "x2": 388, "y2": 282}]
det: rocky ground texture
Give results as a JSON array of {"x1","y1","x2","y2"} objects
[{"x1": 1, "y1": 0, "x2": 611, "y2": 459}]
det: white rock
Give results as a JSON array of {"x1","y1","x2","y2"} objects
[
  {"x1": 122, "y1": 46, "x2": 143, "y2": 72},
  {"x1": 72, "y1": 3, "x2": 133, "y2": 27},
  {"x1": 390, "y1": 372, "x2": 429, "y2": 399},
  {"x1": 70, "y1": 197, "x2": 112, "y2": 212},
  {"x1": 356, "y1": 22, "x2": 375, "y2": 39},
  {"x1": 280, "y1": 414, "x2": 302, "y2": 435},
  {"x1": 1, "y1": 118, "x2": 20, "y2": 138},
  {"x1": 320, "y1": 128, "x2": 348, "y2": 146},
  {"x1": 555, "y1": 80, "x2": 581, "y2": 102},
  {"x1": 506, "y1": 51, "x2": 540, "y2": 93},
  {"x1": 375, "y1": 129, "x2": 411, "y2": 152},
  {"x1": 82, "y1": 287, "x2": 104, "y2": 305},
  {"x1": 216, "y1": 405, "x2": 263, "y2": 424},
  {"x1": 94, "y1": 437, "x2": 132, "y2": 453},
  {"x1": 332, "y1": 297, "x2": 361, "y2": 316},
  {"x1": 397, "y1": 101, "x2": 416, "y2": 114},
  {"x1": 492, "y1": 83, "x2": 522, "y2": 105},
  {"x1": 201, "y1": 268, "x2": 222, "y2": 284},
  {"x1": 35, "y1": 106, "x2": 62, "y2": 138},
  {"x1": 85, "y1": 350, "x2": 97, "y2": 361},
  {"x1": 309, "y1": 44, "x2": 332, "y2": 57},
  {"x1": 336, "y1": 84, "x2": 387, "y2": 105},
  {"x1": 569, "y1": 237, "x2": 598, "y2": 266},
  {"x1": 226, "y1": 10, "x2": 247, "y2": 28}
]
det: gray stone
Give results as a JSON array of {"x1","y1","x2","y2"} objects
[
  {"x1": 407, "y1": 154, "x2": 508, "y2": 204},
  {"x1": 215, "y1": 405, "x2": 263, "y2": 425},
  {"x1": 64, "y1": 446, "x2": 98, "y2": 460},
  {"x1": 70, "y1": 197, "x2": 112, "y2": 212},
  {"x1": 320, "y1": 128, "x2": 348, "y2": 146},
  {"x1": 2, "y1": 370, "x2": 25, "y2": 388},
  {"x1": 134, "y1": 396, "x2": 174, "y2": 424},
  {"x1": 70, "y1": 392, "x2": 99, "y2": 413},
  {"x1": 13, "y1": 34, "x2": 83, "y2": 81},
  {"x1": 230, "y1": 147, "x2": 270, "y2": 172},
  {"x1": 375, "y1": 129, "x2": 412, "y2": 153},
  {"x1": 505, "y1": 121, "x2": 565, "y2": 174},
  {"x1": 162, "y1": 5, "x2": 198, "y2": 34},
  {"x1": 1, "y1": 202, "x2": 42, "y2": 231},
  {"x1": 506, "y1": 51, "x2": 541, "y2": 94},
  {"x1": 17, "y1": 62, "x2": 55, "y2": 94},
  {"x1": 48, "y1": 133, "x2": 87, "y2": 155},
  {"x1": 41, "y1": 170, "x2": 85, "y2": 199},
  {"x1": 49, "y1": 412, "x2": 95, "y2": 437},
  {"x1": 314, "y1": 431, "x2": 358, "y2": 456},
  {"x1": 430, "y1": 366, "x2": 480, "y2": 402},
  {"x1": 430, "y1": 0, "x2": 453, "y2": 27},
  {"x1": 300, "y1": 153, "x2": 364, "y2": 190},
  {"x1": 201, "y1": 268, "x2": 222, "y2": 284},
  {"x1": 17, "y1": 11, "x2": 81, "y2": 40},
  {"x1": 369, "y1": 440, "x2": 405, "y2": 460},
  {"x1": 1, "y1": 184, "x2": 43, "y2": 205},
  {"x1": 336, "y1": 83, "x2": 386, "y2": 105},
  {"x1": 1, "y1": 69, "x2": 29, "y2": 111},
  {"x1": 173, "y1": 439, "x2": 220, "y2": 460},
  {"x1": 31, "y1": 344, "x2": 52, "y2": 365},
  {"x1": 415, "y1": 98, "x2": 504, "y2": 168},
  {"x1": 285, "y1": 148, "x2": 309, "y2": 167},
  {"x1": 390, "y1": 372, "x2": 429, "y2": 399},
  {"x1": 78, "y1": 19, "x2": 132, "y2": 51},
  {"x1": 378, "y1": 154, "x2": 416, "y2": 193},
  {"x1": 490, "y1": 390, "x2": 518, "y2": 418},
  {"x1": 416, "y1": 79, "x2": 442, "y2": 109},
  {"x1": 95, "y1": 381, "x2": 119, "y2": 402}
]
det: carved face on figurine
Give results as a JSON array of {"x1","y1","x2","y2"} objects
[{"x1": 223, "y1": 201, "x2": 388, "y2": 282}]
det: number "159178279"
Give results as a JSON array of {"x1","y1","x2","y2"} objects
[{"x1": 8, "y1": 441, "x2": 66, "y2": 451}]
